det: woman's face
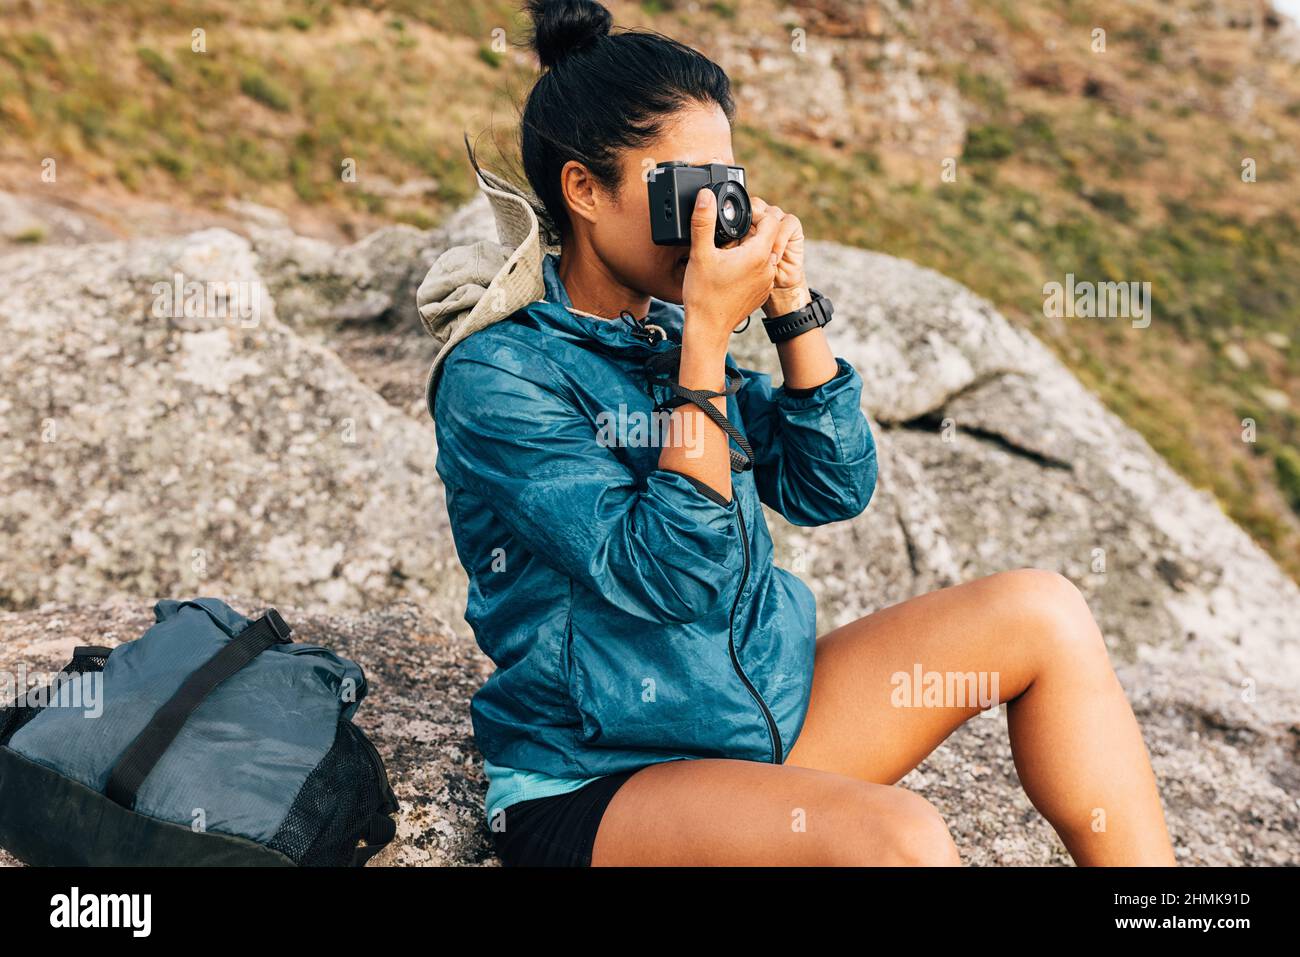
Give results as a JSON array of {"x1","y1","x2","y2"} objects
[{"x1": 574, "y1": 102, "x2": 737, "y2": 305}]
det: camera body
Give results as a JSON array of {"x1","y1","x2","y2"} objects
[{"x1": 648, "y1": 161, "x2": 753, "y2": 247}]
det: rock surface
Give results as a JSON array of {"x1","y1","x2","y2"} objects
[
  {"x1": 0, "y1": 229, "x2": 463, "y2": 612},
  {"x1": 0, "y1": 599, "x2": 1294, "y2": 866},
  {"x1": 743, "y1": 240, "x2": 1300, "y2": 693},
  {"x1": 1, "y1": 195, "x2": 1298, "y2": 865},
  {"x1": 246, "y1": 222, "x2": 439, "y2": 330},
  {"x1": 0, "y1": 192, "x2": 117, "y2": 249}
]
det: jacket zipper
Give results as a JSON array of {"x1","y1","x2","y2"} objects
[{"x1": 729, "y1": 498, "x2": 783, "y2": 764}]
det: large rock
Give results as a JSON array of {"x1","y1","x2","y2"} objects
[
  {"x1": 0, "y1": 192, "x2": 116, "y2": 250},
  {"x1": 246, "y1": 223, "x2": 439, "y2": 330},
  {"x1": 2, "y1": 200, "x2": 1298, "y2": 865},
  {"x1": 0, "y1": 229, "x2": 463, "y2": 612},
  {"x1": 244, "y1": 194, "x2": 498, "y2": 335},
  {"x1": 709, "y1": 15, "x2": 967, "y2": 160},
  {"x1": 0, "y1": 599, "x2": 1294, "y2": 866},
  {"x1": 244, "y1": 196, "x2": 499, "y2": 418},
  {"x1": 731, "y1": 241, "x2": 1300, "y2": 695}
]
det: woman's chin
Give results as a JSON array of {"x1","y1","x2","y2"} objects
[{"x1": 659, "y1": 260, "x2": 687, "y2": 304}]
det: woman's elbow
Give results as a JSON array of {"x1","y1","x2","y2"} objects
[
  {"x1": 787, "y1": 453, "x2": 877, "y2": 526},
  {"x1": 843, "y1": 453, "x2": 878, "y2": 520},
  {"x1": 607, "y1": 554, "x2": 738, "y2": 623},
  {"x1": 820, "y1": 420, "x2": 878, "y2": 523},
  {"x1": 654, "y1": 569, "x2": 735, "y2": 623}
]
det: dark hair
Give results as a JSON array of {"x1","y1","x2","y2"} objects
[{"x1": 521, "y1": 0, "x2": 735, "y2": 237}]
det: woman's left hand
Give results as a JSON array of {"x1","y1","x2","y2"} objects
[{"x1": 749, "y1": 196, "x2": 811, "y2": 317}]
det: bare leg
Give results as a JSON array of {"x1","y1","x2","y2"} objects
[
  {"x1": 786, "y1": 569, "x2": 1176, "y2": 865},
  {"x1": 591, "y1": 756, "x2": 961, "y2": 866},
  {"x1": 591, "y1": 568, "x2": 1173, "y2": 866}
]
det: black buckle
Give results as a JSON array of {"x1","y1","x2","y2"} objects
[
  {"x1": 620, "y1": 310, "x2": 666, "y2": 347},
  {"x1": 810, "y1": 289, "x2": 833, "y2": 326},
  {"x1": 263, "y1": 608, "x2": 293, "y2": 642}
]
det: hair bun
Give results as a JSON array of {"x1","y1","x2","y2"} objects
[{"x1": 526, "y1": 0, "x2": 613, "y2": 69}]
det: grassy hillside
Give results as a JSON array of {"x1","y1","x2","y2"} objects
[{"x1": 2, "y1": 0, "x2": 1297, "y2": 579}]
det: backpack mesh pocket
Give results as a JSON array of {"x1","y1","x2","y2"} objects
[
  {"x1": 266, "y1": 718, "x2": 398, "y2": 866},
  {"x1": 0, "y1": 650, "x2": 108, "y2": 747}
]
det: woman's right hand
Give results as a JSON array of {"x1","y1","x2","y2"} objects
[{"x1": 681, "y1": 188, "x2": 783, "y2": 354}]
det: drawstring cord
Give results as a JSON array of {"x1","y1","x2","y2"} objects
[{"x1": 619, "y1": 310, "x2": 667, "y2": 347}]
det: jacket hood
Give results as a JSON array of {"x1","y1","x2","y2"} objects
[
  {"x1": 416, "y1": 139, "x2": 560, "y2": 419},
  {"x1": 416, "y1": 138, "x2": 686, "y2": 418}
]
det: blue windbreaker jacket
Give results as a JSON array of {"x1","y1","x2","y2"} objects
[{"x1": 433, "y1": 257, "x2": 878, "y2": 778}]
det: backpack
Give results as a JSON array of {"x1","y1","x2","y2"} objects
[{"x1": 0, "y1": 598, "x2": 398, "y2": 866}]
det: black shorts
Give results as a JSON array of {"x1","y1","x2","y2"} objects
[{"x1": 491, "y1": 768, "x2": 640, "y2": 867}]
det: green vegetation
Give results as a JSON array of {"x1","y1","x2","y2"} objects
[
  {"x1": 136, "y1": 47, "x2": 174, "y2": 86},
  {"x1": 1277, "y1": 447, "x2": 1300, "y2": 514},
  {"x1": 239, "y1": 70, "x2": 293, "y2": 112},
  {"x1": 0, "y1": 1, "x2": 512, "y2": 228},
  {"x1": 963, "y1": 124, "x2": 1015, "y2": 161}
]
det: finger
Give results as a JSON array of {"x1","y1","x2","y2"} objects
[
  {"x1": 768, "y1": 213, "x2": 801, "y2": 265},
  {"x1": 689, "y1": 188, "x2": 718, "y2": 254},
  {"x1": 754, "y1": 205, "x2": 786, "y2": 253},
  {"x1": 749, "y1": 204, "x2": 784, "y2": 251},
  {"x1": 741, "y1": 197, "x2": 769, "y2": 241},
  {"x1": 750, "y1": 201, "x2": 783, "y2": 227}
]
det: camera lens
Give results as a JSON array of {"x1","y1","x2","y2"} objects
[{"x1": 712, "y1": 181, "x2": 751, "y2": 245}]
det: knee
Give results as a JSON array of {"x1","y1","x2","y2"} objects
[
  {"x1": 991, "y1": 568, "x2": 1106, "y2": 658},
  {"x1": 825, "y1": 790, "x2": 961, "y2": 867},
  {"x1": 873, "y1": 792, "x2": 961, "y2": 867}
]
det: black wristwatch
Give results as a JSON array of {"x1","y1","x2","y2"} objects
[{"x1": 761, "y1": 288, "x2": 833, "y2": 344}]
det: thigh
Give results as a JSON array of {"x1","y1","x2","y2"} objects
[
  {"x1": 591, "y1": 756, "x2": 955, "y2": 866},
  {"x1": 785, "y1": 570, "x2": 1062, "y2": 785}
]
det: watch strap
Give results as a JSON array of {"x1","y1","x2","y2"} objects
[{"x1": 762, "y1": 288, "x2": 833, "y2": 343}]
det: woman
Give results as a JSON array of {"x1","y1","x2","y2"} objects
[{"x1": 430, "y1": 0, "x2": 1177, "y2": 867}]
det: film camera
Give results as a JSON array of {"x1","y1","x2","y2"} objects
[{"x1": 647, "y1": 161, "x2": 753, "y2": 247}]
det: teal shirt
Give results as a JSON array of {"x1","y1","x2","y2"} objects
[{"x1": 483, "y1": 760, "x2": 601, "y2": 829}]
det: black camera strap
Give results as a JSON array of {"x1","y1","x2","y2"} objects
[{"x1": 644, "y1": 345, "x2": 754, "y2": 473}]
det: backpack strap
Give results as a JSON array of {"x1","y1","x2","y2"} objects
[{"x1": 104, "y1": 609, "x2": 293, "y2": 809}]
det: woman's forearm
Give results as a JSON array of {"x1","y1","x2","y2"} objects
[
  {"x1": 775, "y1": 327, "x2": 839, "y2": 391},
  {"x1": 658, "y1": 325, "x2": 732, "y2": 502},
  {"x1": 765, "y1": 284, "x2": 839, "y2": 391}
]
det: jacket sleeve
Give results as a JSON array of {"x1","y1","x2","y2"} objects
[
  {"x1": 434, "y1": 342, "x2": 746, "y2": 625},
  {"x1": 733, "y1": 356, "x2": 878, "y2": 526}
]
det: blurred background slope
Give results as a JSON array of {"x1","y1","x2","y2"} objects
[{"x1": 1, "y1": 0, "x2": 1297, "y2": 580}]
